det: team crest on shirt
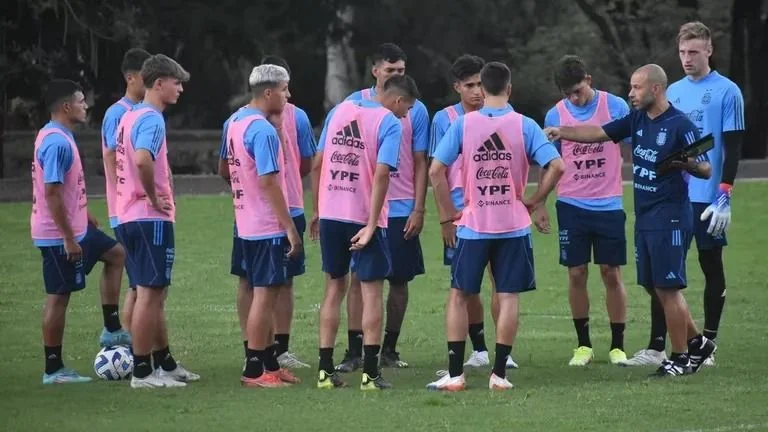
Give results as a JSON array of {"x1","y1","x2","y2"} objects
[
  {"x1": 655, "y1": 128, "x2": 667, "y2": 146},
  {"x1": 701, "y1": 90, "x2": 712, "y2": 105}
]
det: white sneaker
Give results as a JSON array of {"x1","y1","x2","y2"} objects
[
  {"x1": 506, "y1": 355, "x2": 519, "y2": 369},
  {"x1": 157, "y1": 364, "x2": 200, "y2": 382},
  {"x1": 435, "y1": 351, "x2": 515, "y2": 376},
  {"x1": 619, "y1": 349, "x2": 667, "y2": 367},
  {"x1": 277, "y1": 352, "x2": 311, "y2": 369},
  {"x1": 703, "y1": 353, "x2": 716, "y2": 367},
  {"x1": 489, "y1": 373, "x2": 514, "y2": 390},
  {"x1": 426, "y1": 373, "x2": 466, "y2": 391},
  {"x1": 464, "y1": 350, "x2": 490, "y2": 367},
  {"x1": 131, "y1": 370, "x2": 187, "y2": 388}
]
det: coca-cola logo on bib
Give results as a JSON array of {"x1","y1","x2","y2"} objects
[
  {"x1": 475, "y1": 166, "x2": 510, "y2": 180},
  {"x1": 330, "y1": 151, "x2": 360, "y2": 167},
  {"x1": 571, "y1": 143, "x2": 604, "y2": 157}
]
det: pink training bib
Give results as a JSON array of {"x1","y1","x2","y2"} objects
[
  {"x1": 458, "y1": 111, "x2": 531, "y2": 233},
  {"x1": 115, "y1": 107, "x2": 175, "y2": 223},
  {"x1": 444, "y1": 105, "x2": 463, "y2": 191},
  {"x1": 280, "y1": 103, "x2": 305, "y2": 210},
  {"x1": 228, "y1": 114, "x2": 288, "y2": 238},
  {"x1": 30, "y1": 128, "x2": 87, "y2": 241},
  {"x1": 318, "y1": 100, "x2": 390, "y2": 227},
  {"x1": 103, "y1": 98, "x2": 132, "y2": 221},
  {"x1": 555, "y1": 91, "x2": 623, "y2": 199},
  {"x1": 360, "y1": 88, "x2": 415, "y2": 201}
]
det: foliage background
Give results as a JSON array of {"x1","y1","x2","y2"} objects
[{"x1": 2, "y1": 0, "x2": 766, "y2": 157}]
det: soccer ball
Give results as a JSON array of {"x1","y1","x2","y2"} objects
[{"x1": 94, "y1": 346, "x2": 133, "y2": 380}]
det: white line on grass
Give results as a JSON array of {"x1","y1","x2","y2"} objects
[{"x1": 671, "y1": 423, "x2": 768, "y2": 432}]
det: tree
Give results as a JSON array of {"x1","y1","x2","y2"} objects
[{"x1": 730, "y1": 0, "x2": 768, "y2": 158}]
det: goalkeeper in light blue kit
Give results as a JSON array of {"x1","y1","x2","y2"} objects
[{"x1": 623, "y1": 21, "x2": 745, "y2": 368}]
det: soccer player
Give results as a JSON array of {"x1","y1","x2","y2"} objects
[
  {"x1": 541, "y1": 55, "x2": 630, "y2": 366},
  {"x1": 427, "y1": 62, "x2": 564, "y2": 391},
  {"x1": 226, "y1": 64, "x2": 303, "y2": 388},
  {"x1": 32, "y1": 79, "x2": 127, "y2": 384},
  {"x1": 115, "y1": 54, "x2": 199, "y2": 388},
  {"x1": 101, "y1": 48, "x2": 151, "y2": 343},
  {"x1": 430, "y1": 54, "x2": 518, "y2": 372},
  {"x1": 311, "y1": 74, "x2": 420, "y2": 390},
  {"x1": 336, "y1": 42, "x2": 428, "y2": 372},
  {"x1": 544, "y1": 64, "x2": 717, "y2": 377},
  {"x1": 623, "y1": 22, "x2": 745, "y2": 367},
  {"x1": 219, "y1": 55, "x2": 316, "y2": 369}
]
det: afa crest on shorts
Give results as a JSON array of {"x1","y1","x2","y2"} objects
[{"x1": 656, "y1": 128, "x2": 667, "y2": 146}]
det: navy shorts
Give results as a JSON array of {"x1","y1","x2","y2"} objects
[
  {"x1": 635, "y1": 229, "x2": 692, "y2": 290},
  {"x1": 39, "y1": 224, "x2": 118, "y2": 295},
  {"x1": 116, "y1": 221, "x2": 175, "y2": 289},
  {"x1": 319, "y1": 219, "x2": 391, "y2": 282},
  {"x1": 556, "y1": 201, "x2": 627, "y2": 267},
  {"x1": 230, "y1": 214, "x2": 306, "y2": 279},
  {"x1": 691, "y1": 202, "x2": 728, "y2": 250},
  {"x1": 113, "y1": 226, "x2": 136, "y2": 289},
  {"x1": 451, "y1": 235, "x2": 536, "y2": 295},
  {"x1": 386, "y1": 216, "x2": 424, "y2": 284},
  {"x1": 230, "y1": 234, "x2": 246, "y2": 278},
  {"x1": 241, "y1": 237, "x2": 289, "y2": 288}
]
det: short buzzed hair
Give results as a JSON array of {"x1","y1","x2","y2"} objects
[
  {"x1": 140, "y1": 54, "x2": 190, "y2": 88},
  {"x1": 554, "y1": 55, "x2": 589, "y2": 91},
  {"x1": 260, "y1": 55, "x2": 291, "y2": 76},
  {"x1": 480, "y1": 62, "x2": 511, "y2": 96},
  {"x1": 373, "y1": 43, "x2": 407, "y2": 65},
  {"x1": 248, "y1": 64, "x2": 290, "y2": 96},
  {"x1": 635, "y1": 64, "x2": 669, "y2": 88},
  {"x1": 45, "y1": 79, "x2": 82, "y2": 113},
  {"x1": 451, "y1": 55, "x2": 485, "y2": 82},
  {"x1": 677, "y1": 21, "x2": 712, "y2": 44},
  {"x1": 121, "y1": 48, "x2": 151, "y2": 74},
  {"x1": 382, "y1": 74, "x2": 420, "y2": 101}
]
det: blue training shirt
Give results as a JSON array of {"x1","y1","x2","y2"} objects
[
  {"x1": 602, "y1": 105, "x2": 703, "y2": 231},
  {"x1": 544, "y1": 90, "x2": 630, "y2": 211},
  {"x1": 346, "y1": 87, "x2": 429, "y2": 217},
  {"x1": 667, "y1": 71, "x2": 745, "y2": 203},
  {"x1": 432, "y1": 105, "x2": 561, "y2": 239},
  {"x1": 102, "y1": 97, "x2": 138, "y2": 228}
]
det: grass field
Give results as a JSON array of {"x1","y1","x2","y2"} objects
[{"x1": 2, "y1": 183, "x2": 768, "y2": 432}]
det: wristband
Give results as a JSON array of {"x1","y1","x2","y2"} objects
[{"x1": 718, "y1": 183, "x2": 733, "y2": 197}]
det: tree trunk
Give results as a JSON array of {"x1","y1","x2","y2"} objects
[
  {"x1": 573, "y1": 0, "x2": 634, "y2": 82},
  {"x1": 324, "y1": 5, "x2": 359, "y2": 111}
]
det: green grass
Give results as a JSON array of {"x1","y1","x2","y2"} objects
[{"x1": 2, "y1": 183, "x2": 768, "y2": 432}]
